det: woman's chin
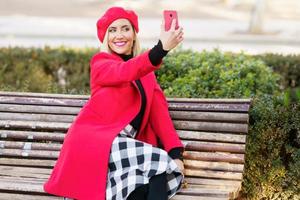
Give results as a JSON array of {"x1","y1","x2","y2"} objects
[{"x1": 113, "y1": 48, "x2": 130, "y2": 55}]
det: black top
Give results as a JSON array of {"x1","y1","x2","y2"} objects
[
  {"x1": 117, "y1": 55, "x2": 147, "y2": 134},
  {"x1": 117, "y1": 40, "x2": 183, "y2": 161}
]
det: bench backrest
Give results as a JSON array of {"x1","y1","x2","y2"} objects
[{"x1": 0, "y1": 92, "x2": 251, "y2": 199}]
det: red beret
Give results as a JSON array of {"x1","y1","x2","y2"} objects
[{"x1": 96, "y1": 7, "x2": 139, "y2": 43}]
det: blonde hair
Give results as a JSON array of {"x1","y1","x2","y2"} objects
[{"x1": 100, "y1": 26, "x2": 141, "y2": 57}]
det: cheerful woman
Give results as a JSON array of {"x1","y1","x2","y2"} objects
[{"x1": 44, "y1": 6, "x2": 185, "y2": 200}]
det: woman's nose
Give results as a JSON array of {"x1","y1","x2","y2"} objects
[{"x1": 115, "y1": 31, "x2": 125, "y2": 39}]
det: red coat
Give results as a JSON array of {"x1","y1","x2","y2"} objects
[{"x1": 43, "y1": 50, "x2": 183, "y2": 200}]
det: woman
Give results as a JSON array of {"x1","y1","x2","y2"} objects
[{"x1": 44, "y1": 6, "x2": 185, "y2": 200}]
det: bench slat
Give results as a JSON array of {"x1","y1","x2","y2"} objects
[
  {"x1": 0, "y1": 151, "x2": 247, "y2": 165},
  {"x1": 0, "y1": 176, "x2": 46, "y2": 183},
  {"x1": 0, "y1": 104, "x2": 80, "y2": 115},
  {"x1": 1, "y1": 149, "x2": 244, "y2": 163},
  {"x1": 185, "y1": 184, "x2": 240, "y2": 199},
  {"x1": 172, "y1": 195, "x2": 228, "y2": 200},
  {"x1": 0, "y1": 96, "x2": 86, "y2": 107},
  {"x1": 0, "y1": 112, "x2": 75, "y2": 123},
  {"x1": 0, "y1": 119, "x2": 248, "y2": 135},
  {"x1": 0, "y1": 91, "x2": 88, "y2": 99},
  {"x1": 178, "y1": 187, "x2": 230, "y2": 198},
  {"x1": 167, "y1": 98, "x2": 251, "y2": 103},
  {"x1": 0, "y1": 178, "x2": 44, "y2": 193},
  {"x1": 0, "y1": 158, "x2": 55, "y2": 167},
  {"x1": 184, "y1": 151, "x2": 244, "y2": 164},
  {"x1": 185, "y1": 169, "x2": 242, "y2": 180},
  {"x1": 1, "y1": 140, "x2": 245, "y2": 154},
  {"x1": 0, "y1": 120, "x2": 69, "y2": 131},
  {"x1": 178, "y1": 130, "x2": 246, "y2": 143},
  {"x1": 184, "y1": 160, "x2": 244, "y2": 172},
  {"x1": 0, "y1": 192, "x2": 60, "y2": 200},
  {"x1": 183, "y1": 140, "x2": 245, "y2": 153},
  {"x1": 0, "y1": 160, "x2": 244, "y2": 178},
  {"x1": 170, "y1": 111, "x2": 249, "y2": 123},
  {"x1": 0, "y1": 166, "x2": 50, "y2": 179},
  {"x1": 169, "y1": 102, "x2": 250, "y2": 113},
  {"x1": 0, "y1": 111, "x2": 249, "y2": 125},
  {"x1": 0, "y1": 96, "x2": 250, "y2": 113},
  {"x1": 0, "y1": 130, "x2": 65, "y2": 141},
  {"x1": 185, "y1": 177, "x2": 241, "y2": 187},
  {"x1": 0, "y1": 159, "x2": 244, "y2": 175},
  {"x1": 1, "y1": 129, "x2": 246, "y2": 144},
  {"x1": 0, "y1": 149, "x2": 59, "y2": 159},
  {"x1": 0, "y1": 141, "x2": 61, "y2": 151},
  {"x1": 0, "y1": 91, "x2": 251, "y2": 104},
  {"x1": 174, "y1": 120, "x2": 248, "y2": 133}
]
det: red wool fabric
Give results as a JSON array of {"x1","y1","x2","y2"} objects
[
  {"x1": 43, "y1": 50, "x2": 184, "y2": 200},
  {"x1": 96, "y1": 6, "x2": 139, "y2": 43}
]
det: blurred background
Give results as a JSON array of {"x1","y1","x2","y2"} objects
[{"x1": 0, "y1": 0, "x2": 300, "y2": 54}]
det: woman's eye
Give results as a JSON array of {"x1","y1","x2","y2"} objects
[
  {"x1": 109, "y1": 29, "x2": 116, "y2": 33},
  {"x1": 124, "y1": 27, "x2": 130, "y2": 31}
]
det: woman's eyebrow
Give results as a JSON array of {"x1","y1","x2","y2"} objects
[{"x1": 109, "y1": 25, "x2": 130, "y2": 29}]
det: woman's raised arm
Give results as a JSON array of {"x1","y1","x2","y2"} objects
[{"x1": 90, "y1": 50, "x2": 160, "y2": 86}]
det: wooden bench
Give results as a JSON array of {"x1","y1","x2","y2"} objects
[{"x1": 0, "y1": 91, "x2": 251, "y2": 200}]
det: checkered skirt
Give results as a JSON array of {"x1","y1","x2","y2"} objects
[
  {"x1": 106, "y1": 124, "x2": 184, "y2": 200},
  {"x1": 63, "y1": 124, "x2": 184, "y2": 200}
]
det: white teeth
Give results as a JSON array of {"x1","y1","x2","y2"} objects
[{"x1": 114, "y1": 42, "x2": 126, "y2": 46}]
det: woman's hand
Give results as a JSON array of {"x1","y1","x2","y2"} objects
[
  {"x1": 174, "y1": 159, "x2": 185, "y2": 173},
  {"x1": 159, "y1": 18, "x2": 184, "y2": 51}
]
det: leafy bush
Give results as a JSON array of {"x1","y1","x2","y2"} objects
[
  {"x1": 242, "y1": 95, "x2": 300, "y2": 199},
  {"x1": 0, "y1": 46, "x2": 96, "y2": 94},
  {"x1": 158, "y1": 49, "x2": 280, "y2": 98},
  {"x1": 255, "y1": 54, "x2": 300, "y2": 89}
]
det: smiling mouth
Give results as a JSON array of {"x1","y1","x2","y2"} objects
[{"x1": 114, "y1": 41, "x2": 127, "y2": 47}]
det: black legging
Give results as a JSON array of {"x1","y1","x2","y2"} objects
[{"x1": 127, "y1": 172, "x2": 168, "y2": 200}]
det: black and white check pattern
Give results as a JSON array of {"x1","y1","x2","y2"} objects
[
  {"x1": 63, "y1": 124, "x2": 184, "y2": 200},
  {"x1": 106, "y1": 124, "x2": 184, "y2": 200}
]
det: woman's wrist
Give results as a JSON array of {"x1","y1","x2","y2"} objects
[
  {"x1": 168, "y1": 147, "x2": 184, "y2": 161},
  {"x1": 148, "y1": 40, "x2": 169, "y2": 66}
]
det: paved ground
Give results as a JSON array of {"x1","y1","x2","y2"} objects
[{"x1": 0, "y1": 0, "x2": 299, "y2": 54}]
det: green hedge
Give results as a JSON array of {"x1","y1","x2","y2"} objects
[
  {"x1": 2, "y1": 47, "x2": 299, "y2": 97},
  {"x1": 255, "y1": 54, "x2": 300, "y2": 89},
  {"x1": 156, "y1": 49, "x2": 280, "y2": 98},
  {"x1": 0, "y1": 46, "x2": 299, "y2": 198},
  {"x1": 242, "y1": 95, "x2": 300, "y2": 199},
  {"x1": 0, "y1": 46, "x2": 95, "y2": 94},
  {"x1": 256, "y1": 53, "x2": 300, "y2": 105}
]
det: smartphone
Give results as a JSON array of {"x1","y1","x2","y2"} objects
[{"x1": 164, "y1": 10, "x2": 179, "y2": 31}]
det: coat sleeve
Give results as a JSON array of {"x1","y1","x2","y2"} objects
[
  {"x1": 149, "y1": 83, "x2": 184, "y2": 153},
  {"x1": 90, "y1": 50, "x2": 162, "y2": 86}
]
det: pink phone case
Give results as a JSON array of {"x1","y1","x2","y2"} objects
[{"x1": 164, "y1": 10, "x2": 179, "y2": 31}]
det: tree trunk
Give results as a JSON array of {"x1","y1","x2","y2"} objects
[{"x1": 249, "y1": 0, "x2": 266, "y2": 34}]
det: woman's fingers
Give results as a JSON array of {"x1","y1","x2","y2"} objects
[
  {"x1": 177, "y1": 31, "x2": 184, "y2": 40},
  {"x1": 170, "y1": 18, "x2": 177, "y2": 31},
  {"x1": 174, "y1": 27, "x2": 183, "y2": 35},
  {"x1": 174, "y1": 159, "x2": 185, "y2": 172},
  {"x1": 173, "y1": 27, "x2": 184, "y2": 43},
  {"x1": 161, "y1": 18, "x2": 165, "y2": 30}
]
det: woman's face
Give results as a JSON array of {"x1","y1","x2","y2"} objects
[{"x1": 107, "y1": 19, "x2": 135, "y2": 55}]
